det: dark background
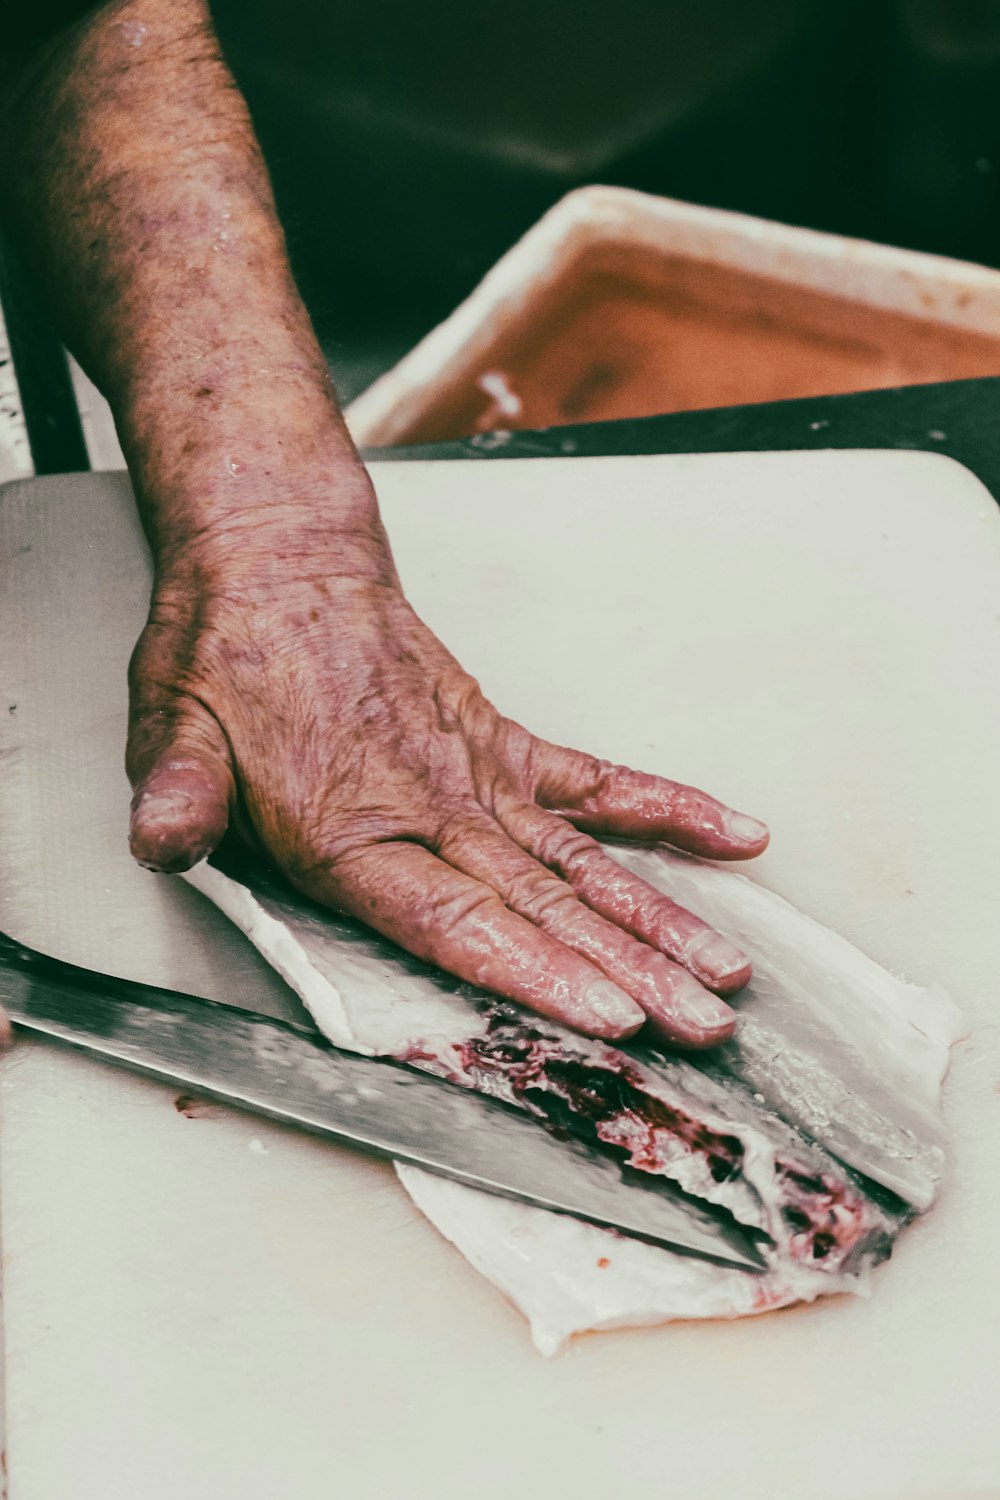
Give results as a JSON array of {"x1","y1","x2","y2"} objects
[
  {"x1": 208, "y1": 0, "x2": 1000, "y2": 400},
  {"x1": 9, "y1": 0, "x2": 1000, "y2": 471}
]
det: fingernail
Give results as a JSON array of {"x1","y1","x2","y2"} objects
[
  {"x1": 131, "y1": 786, "x2": 193, "y2": 824},
  {"x1": 688, "y1": 931, "x2": 751, "y2": 985},
  {"x1": 723, "y1": 810, "x2": 769, "y2": 845},
  {"x1": 129, "y1": 788, "x2": 214, "y2": 874},
  {"x1": 582, "y1": 980, "x2": 645, "y2": 1036},
  {"x1": 670, "y1": 975, "x2": 736, "y2": 1033}
]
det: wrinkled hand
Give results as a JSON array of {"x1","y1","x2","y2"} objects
[{"x1": 126, "y1": 535, "x2": 768, "y2": 1047}]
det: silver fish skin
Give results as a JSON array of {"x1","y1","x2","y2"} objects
[
  {"x1": 605, "y1": 843, "x2": 958, "y2": 1210},
  {"x1": 184, "y1": 840, "x2": 957, "y2": 1292}
]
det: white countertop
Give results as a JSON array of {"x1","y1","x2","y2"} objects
[{"x1": 0, "y1": 453, "x2": 998, "y2": 1499}]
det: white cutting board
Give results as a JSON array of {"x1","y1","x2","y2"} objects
[{"x1": 0, "y1": 453, "x2": 998, "y2": 1500}]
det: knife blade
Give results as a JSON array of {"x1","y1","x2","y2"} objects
[{"x1": 0, "y1": 929, "x2": 766, "y2": 1271}]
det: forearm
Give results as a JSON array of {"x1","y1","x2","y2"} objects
[{"x1": 0, "y1": 0, "x2": 392, "y2": 579}]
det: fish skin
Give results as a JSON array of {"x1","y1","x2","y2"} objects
[
  {"x1": 604, "y1": 843, "x2": 960, "y2": 1210},
  {"x1": 183, "y1": 838, "x2": 957, "y2": 1350}
]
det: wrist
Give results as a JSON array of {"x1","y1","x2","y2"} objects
[
  {"x1": 152, "y1": 485, "x2": 399, "y2": 593},
  {"x1": 160, "y1": 507, "x2": 397, "y2": 589},
  {"x1": 136, "y1": 438, "x2": 398, "y2": 592},
  {"x1": 118, "y1": 375, "x2": 398, "y2": 587}
]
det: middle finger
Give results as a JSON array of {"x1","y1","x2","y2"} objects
[
  {"x1": 500, "y1": 801, "x2": 752, "y2": 996},
  {"x1": 434, "y1": 814, "x2": 736, "y2": 1047}
]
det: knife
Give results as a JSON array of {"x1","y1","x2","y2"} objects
[{"x1": 0, "y1": 929, "x2": 766, "y2": 1272}]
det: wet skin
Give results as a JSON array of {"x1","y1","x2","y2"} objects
[{"x1": 0, "y1": 0, "x2": 769, "y2": 1044}]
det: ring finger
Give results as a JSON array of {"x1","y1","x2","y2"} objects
[
  {"x1": 435, "y1": 814, "x2": 737, "y2": 1047},
  {"x1": 499, "y1": 800, "x2": 752, "y2": 996}
]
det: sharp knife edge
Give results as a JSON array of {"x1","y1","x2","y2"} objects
[{"x1": 0, "y1": 932, "x2": 766, "y2": 1272}]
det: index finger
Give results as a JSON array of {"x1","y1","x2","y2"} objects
[{"x1": 294, "y1": 840, "x2": 647, "y2": 1041}]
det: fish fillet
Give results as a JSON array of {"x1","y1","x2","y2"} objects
[{"x1": 184, "y1": 842, "x2": 962, "y2": 1355}]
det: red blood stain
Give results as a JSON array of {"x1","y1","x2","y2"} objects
[
  {"x1": 406, "y1": 1006, "x2": 888, "y2": 1272},
  {"x1": 597, "y1": 1257, "x2": 611, "y2": 1269}
]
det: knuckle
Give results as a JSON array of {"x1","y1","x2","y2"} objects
[
  {"x1": 433, "y1": 804, "x2": 494, "y2": 856},
  {"x1": 572, "y1": 754, "x2": 614, "y2": 806},
  {"x1": 420, "y1": 880, "x2": 499, "y2": 947},
  {"x1": 490, "y1": 716, "x2": 536, "y2": 786},
  {"x1": 127, "y1": 635, "x2": 169, "y2": 703},
  {"x1": 473, "y1": 768, "x2": 523, "y2": 820},
  {"x1": 506, "y1": 870, "x2": 575, "y2": 926},
  {"x1": 432, "y1": 673, "x2": 489, "y2": 735},
  {"x1": 531, "y1": 818, "x2": 597, "y2": 877},
  {"x1": 520, "y1": 735, "x2": 550, "y2": 796}
]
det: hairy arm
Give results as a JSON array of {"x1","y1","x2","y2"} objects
[
  {"x1": 0, "y1": 0, "x2": 769, "y2": 1045},
  {"x1": 0, "y1": 0, "x2": 391, "y2": 853},
  {"x1": 1, "y1": 0, "x2": 383, "y2": 562}
]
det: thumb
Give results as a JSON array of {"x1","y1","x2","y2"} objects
[{"x1": 127, "y1": 634, "x2": 235, "y2": 874}]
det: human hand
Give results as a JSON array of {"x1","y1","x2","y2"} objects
[
  {"x1": 126, "y1": 526, "x2": 768, "y2": 1048},
  {"x1": 2, "y1": 0, "x2": 769, "y2": 1049}
]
